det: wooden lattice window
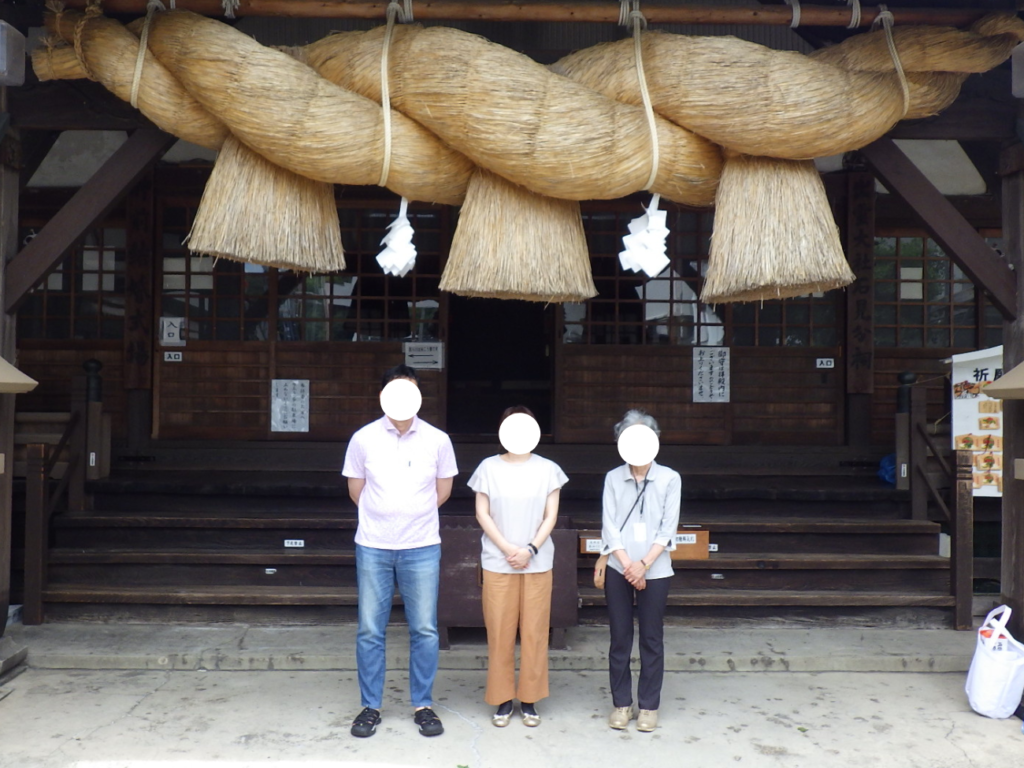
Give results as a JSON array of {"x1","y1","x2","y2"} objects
[
  {"x1": 563, "y1": 205, "x2": 725, "y2": 345},
  {"x1": 730, "y1": 294, "x2": 840, "y2": 347},
  {"x1": 158, "y1": 200, "x2": 446, "y2": 343},
  {"x1": 17, "y1": 226, "x2": 127, "y2": 340},
  {"x1": 873, "y1": 231, "x2": 1001, "y2": 348},
  {"x1": 562, "y1": 205, "x2": 840, "y2": 347}
]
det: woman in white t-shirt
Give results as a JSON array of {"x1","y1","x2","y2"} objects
[{"x1": 468, "y1": 406, "x2": 568, "y2": 728}]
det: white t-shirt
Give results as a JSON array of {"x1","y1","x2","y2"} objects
[{"x1": 467, "y1": 454, "x2": 569, "y2": 574}]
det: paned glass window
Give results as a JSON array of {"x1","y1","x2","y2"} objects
[
  {"x1": 562, "y1": 206, "x2": 839, "y2": 347},
  {"x1": 730, "y1": 293, "x2": 840, "y2": 347},
  {"x1": 158, "y1": 201, "x2": 444, "y2": 342},
  {"x1": 563, "y1": 207, "x2": 724, "y2": 345},
  {"x1": 873, "y1": 232, "x2": 994, "y2": 348},
  {"x1": 17, "y1": 227, "x2": 127, "y2": 340}
]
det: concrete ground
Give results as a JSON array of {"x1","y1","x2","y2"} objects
[{"x1": 1, "y1": 623, "x2": 1022, "y2": 767}]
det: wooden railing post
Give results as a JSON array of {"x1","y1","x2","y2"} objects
[
  {"x1": 23, "y1": 443, "x2": 49, "y2": 626},
  {"x1": 953, "y1": 449, "x2": 975, "y2": 630},
  {"x1": 68, "y1": 372, "x2": 88, "y2": 512},
  {"x1": 909, "y1": 385, "x2": 929, "y2": 520},
  {"x1": 894, "y1": 372, "x2": 917, "y2": 491}
]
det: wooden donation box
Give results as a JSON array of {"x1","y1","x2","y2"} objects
[
  {"x1": 438, "y1": 519, "x2": 578, "y2": 648},
  {"x1": 578, "y1": 526, "x2": 710, "y2": 559}
]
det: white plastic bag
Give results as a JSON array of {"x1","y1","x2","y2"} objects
[{"x1": 965, "y1": 605, "x2": 1024, "y2": 719}]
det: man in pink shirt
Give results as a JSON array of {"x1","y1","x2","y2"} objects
[{"x1": 343, "y1": 365, "x2": 458, "y2": 738}]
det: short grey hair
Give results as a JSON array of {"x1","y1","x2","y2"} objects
[{"x1": 613, "y1": 409, "x2": 660, "y2": 440}]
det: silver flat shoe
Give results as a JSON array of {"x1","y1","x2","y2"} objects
[
  {"x1": 520, "y1": 703, "x2": 541, "y2": 727},
  {"x1": 492, "y1": 701, "x2": 513, "y2": 727}
]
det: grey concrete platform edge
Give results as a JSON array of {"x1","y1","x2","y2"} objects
[{"x1": 6, "y1": 623, "x2": 977, "y2": 674}]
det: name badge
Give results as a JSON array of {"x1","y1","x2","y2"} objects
[{"x1": 633, "y1": 522, "x2": 647, "y2": 543}]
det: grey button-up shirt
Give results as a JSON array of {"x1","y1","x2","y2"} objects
[{"x1": 601, "y1": 461, "x2": 681, "y2": 581}]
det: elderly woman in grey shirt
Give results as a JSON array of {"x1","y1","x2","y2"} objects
[{"x1": 601, "y1": 409, "x2": 681, "y2": 733}]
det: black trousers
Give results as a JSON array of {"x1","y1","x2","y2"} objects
[{"x1": 604, "y1": 567, "x2": 671, "y2": 710}]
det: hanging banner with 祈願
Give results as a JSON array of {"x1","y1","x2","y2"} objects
[{"x1": 951, "y1": 346, "x2": 1003, "y2": 497}]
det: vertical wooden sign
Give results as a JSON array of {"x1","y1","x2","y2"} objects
[{"x1": 846, "y1": 172, "x2": 875, "y2": 394}]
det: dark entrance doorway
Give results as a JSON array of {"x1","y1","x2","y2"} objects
[{"x1": 446, "y1": 297, "x2": 553, "y2": 436}]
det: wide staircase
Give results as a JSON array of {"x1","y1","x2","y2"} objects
[{"x1": 13, "y1": 443, "x2": 962, "y2": 627}]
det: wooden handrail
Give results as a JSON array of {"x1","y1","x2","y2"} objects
[
  {"x1": 915, "y1": 462, "x2": 951, "y2": 523},
  {"x1": 917, "y1": 422, "x2": 952, "y2": 480},
  {"x1": 42, "y1": 410, "x2": 80, "y2": 478},
  {"x1": 900, "y1": 379, "x2": 973, "y2": 630},
  {"x1": 46, "y1": 453, "x2": 81, "y2": 519},
  {"x1": 21, "y1": 368, "x2": 97, "y2": 625}
]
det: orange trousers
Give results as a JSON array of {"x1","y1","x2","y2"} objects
[{"x1": 481, "y1": 569, "x2": 553, "y2": 705}]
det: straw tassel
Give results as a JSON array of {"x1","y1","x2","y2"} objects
[
  {"x1": 186, "y1": 134, "x2": 345, "y2": 273},
  {"x1": 700, "y1": 154, "x2": 853, "y2": 304},
  {"x1": 442, "y1": 168, "x2": 596, "y2": 303}
]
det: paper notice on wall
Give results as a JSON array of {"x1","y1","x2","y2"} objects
[
  {"x1": 951, "y1": 346, "x2": 1003, "y2": 497},
  {"x1": 271, "y1": 379, "x2": 310, "y2": 433},
  {"x1": 693, "y1": 347, "x2": 730, "y2": 403}
]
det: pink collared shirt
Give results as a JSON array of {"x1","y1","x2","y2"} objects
[{"x1": 342, "y1": 415, "x2": 458, "y2": 550}]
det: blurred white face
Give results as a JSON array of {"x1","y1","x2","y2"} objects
[
  {"x1": 380, "y1": 378, "x2": 422, "y2": 421},
  {"x1": 499, "y1": 413, "x2": 541, "y2": 455},
  {"x1": 617, "y1": 424, "x2": 660, "y2": 466}
]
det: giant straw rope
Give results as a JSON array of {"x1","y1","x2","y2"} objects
[{"x1": 33, "y1": 5, "x2": 1024, "y2": 302}]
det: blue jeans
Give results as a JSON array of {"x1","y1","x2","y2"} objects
[{"x1": 356, "y1": 543, "x2": 441, "y2": 710}]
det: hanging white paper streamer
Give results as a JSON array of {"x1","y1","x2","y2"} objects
[
  {"x1": 619, "y1": 194, "x2": 670, "y2": 278},
  {"x1": 377, "y1": 197, "x2": 417, "y2": 277}
]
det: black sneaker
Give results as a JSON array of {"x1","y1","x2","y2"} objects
[
  {"x1": 351, "y1": 707, "x2": 381, "y2": 738},
  {"x1": 414, "y1": 707, "x2": 444, "y2": 737}
]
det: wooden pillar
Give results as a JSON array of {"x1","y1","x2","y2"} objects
[
  {"x1": 845, "y1": 172, "x2": 876, "y2": 447},
  {"x1": 909, "y1": 385, "x2": 929, "y2": 520},
  {"x1": 22, "y1": 444, "x2": 48, "y2": 627},
  {"x1": 0, "y1": 88, "x2": 19, "y2": 641},
  {"x1": 124, "y1": 172, "x2": 155, "y2": 451},
  {"x1": 1000, "y1": 143, "x2": 1024, "y2": 638},
  {"x1": 953, "y1": 450, "x2": 974, "y2": 631}
]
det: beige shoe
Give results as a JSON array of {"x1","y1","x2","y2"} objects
[
  {"x1": 520, "y1": 703, "x2": 541, "y2": 727},
  {"x1": 608, "y1": 706, "x2": 633, "y2": 730},
  {"x1": 636, "y1": 709, "x2": 658, "y2": 732}
]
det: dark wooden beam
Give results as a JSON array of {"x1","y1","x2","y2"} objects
[
  {"x1": 1001, "y1": 142, "x2": 1024, "y2": 640},
  {"x1": 874, "y1": 194, "x2": 1002, "y2": 231},
  {"x1": 860, "y1": 137, "x2": 1017, "y2": 320},
  {"x1": 124, "y1": 172, "x2": 155, "y2": 391},
  {"x1": 19, "y1": 130, "x2": 61, "y2": 191},
  {"x1": 889, "y1": 72, "x2": 1018, "y2": 142},
  {"x1": 10, "y1": 81, "x2": 151, "y2": 132},
  {"x1": 61, "y1": 0, "x2": 997, "y2": 26},
  {"x1": 844, "y1": 172, "x2": 875, "y2": 448},
  {"x1": 0, "y1": 89, "x2": 18, "y2": 641},
  {"x1": 3, "y1": 128, "x2": 177, "y2": 315}
]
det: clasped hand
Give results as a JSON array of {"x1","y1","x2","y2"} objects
[
  {"x1": 623, "y1": 560, "x2": 647, "y2": 590},
  {"x1": 506, "y1": 547, "x2": 532, "y2": 570}
]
